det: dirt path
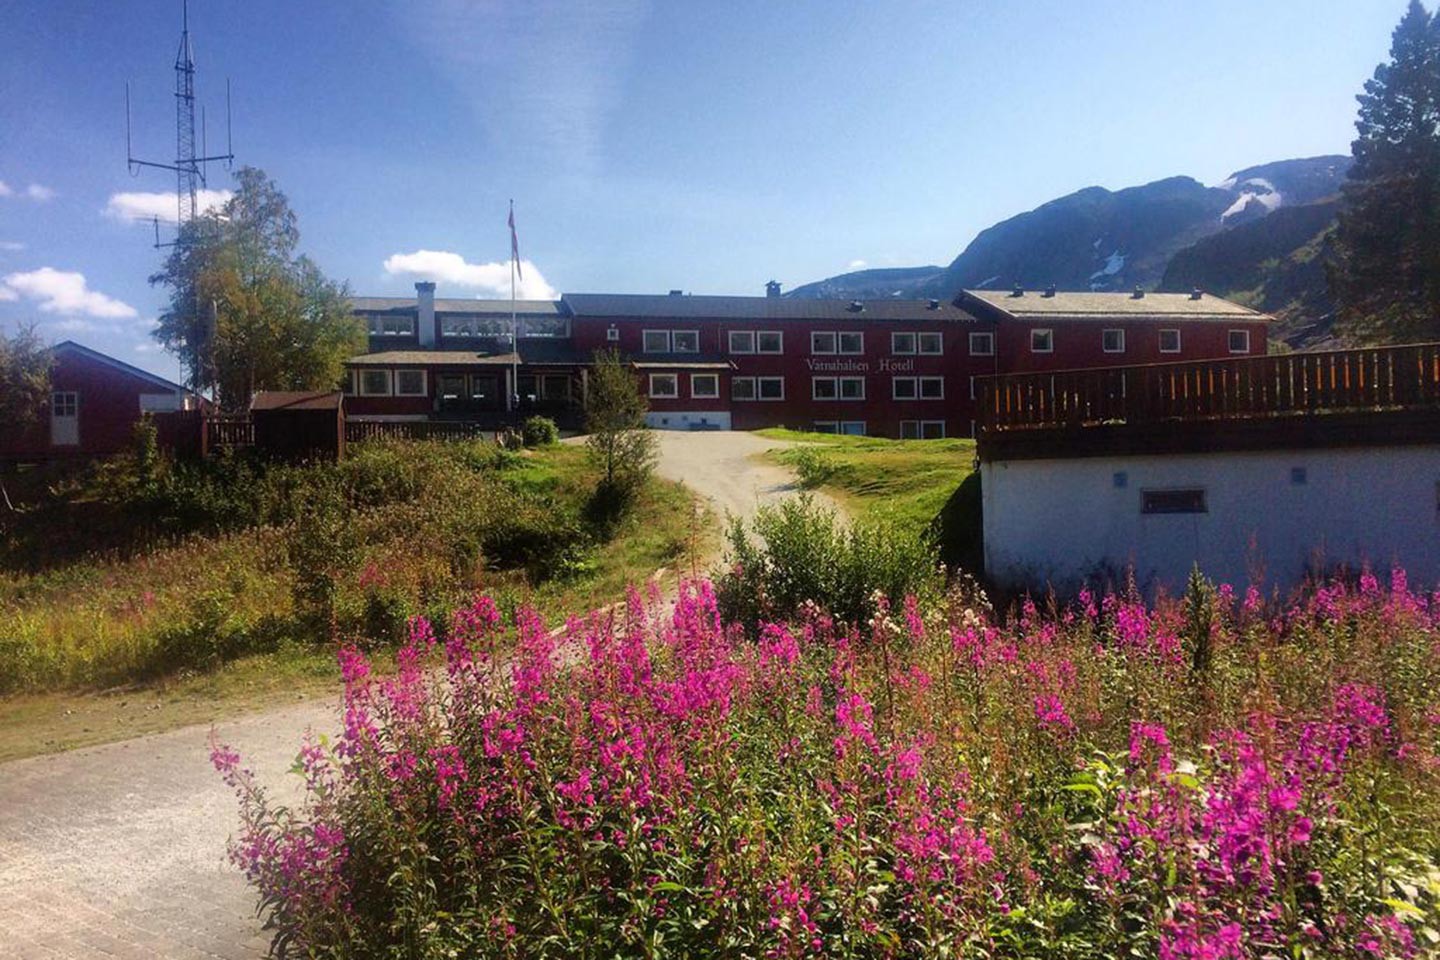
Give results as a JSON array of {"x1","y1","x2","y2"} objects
[{"x1": 0, "y1": 430, "x2": 829, "y2": 959}]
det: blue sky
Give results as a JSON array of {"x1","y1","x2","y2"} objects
[{"x1": 0, "y1": 0, "x2": 1409, "y2": 377}]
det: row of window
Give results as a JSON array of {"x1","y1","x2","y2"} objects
[
  {"x1": 810, "y1": 420, "x2": 947, "y2": 439},
  {"x1": 646, "y1": 374, "x2": 948, "y2": 401},
  {"x1": 639, "y1": 329, "x2": 949, "y2": 356},
  {"x1": 363, "y1": 316, "x2": 571, "y2": 339},
  {"x1": 355, "y1": 369, "x2": 428, "y2": 397},
  {"x1": 1024, "y1": 328, "x2": 1251, "y2": 355}
]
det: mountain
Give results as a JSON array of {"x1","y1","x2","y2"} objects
[
  {"x1": 786, "y1": 156, "x2": 1351, "y2": 309},
  {"x1": 1160, "y1": 199, "x2": 1341, "y2": 348}
]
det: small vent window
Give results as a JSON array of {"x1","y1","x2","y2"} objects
[{"x1": 1141, "y1": 489, "x2": 1207, "y2": 515}]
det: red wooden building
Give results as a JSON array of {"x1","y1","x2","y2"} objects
[
  {"x1": 343, "y1": 283, "x2": 1272, "y2": 439},
  {"x1": 0, "y1": 341, "x2": 200, "y2": 463}
]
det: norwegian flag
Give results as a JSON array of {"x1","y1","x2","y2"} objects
[{"x1": 508, "y1": 201, "x2": 523, "y2": 281}]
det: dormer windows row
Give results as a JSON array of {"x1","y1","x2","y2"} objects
[{"x1": 642, "y1": 329, "x2": 701, "y2": 353}]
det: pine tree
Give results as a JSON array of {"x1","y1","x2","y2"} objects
[{"x1": 1332, "y1": 2, "x2": 1440, "y2": 343}]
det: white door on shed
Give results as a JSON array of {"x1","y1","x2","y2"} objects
[{"x1": 50, "y1": 391, "x2": 79, "y2": 446}]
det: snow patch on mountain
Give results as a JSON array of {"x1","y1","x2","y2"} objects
[
  {"x1": 1221, "y1": 178, "x2": 1282, "y2": 223},
  {"x1": 1090, "y1": 251, "x2": 1126, "y2": 280}
]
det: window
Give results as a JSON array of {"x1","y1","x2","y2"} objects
[
  {"x1": 732, "y1": 377, "x2": 756, "y2": 400},
  {"x1": 441, "y1": 316, "x2": 507, "y2": 337},
  {"x1": 52, "y1": 391, "x2": 77, "y2": 416},
  {"x1": 969, "y1": 332, "x2": 994, "y2": 356},
  {"x1": 838, "y1": 421, "x2": 866, "y2": 436},
  {"x1": 813, "y1": 421, "x2": 839, "y2": 434},
  {"x1": 838, "y1": 331, "x2": 864, "y2": 354},
  {"x1": 840, "y1": 376, "x2": 865, "y2": 400},
  {"x1": 541, "y1": 375, "x2": 570, "y2": 401},
  {"x1": 892, "y1": 332, "x2": 917, "y2": 354},
  {"x1": 893, "y1": 376, "x2": 944, "y2": 400},
  {"x1": 358, "y1": 370, "x2": 392, "y2": 396},
  {"x1": 395, "y1": 370, "x2": 427, "y2": 396},
  {"x1": 672, "y1": 330, "x2": 699, "y2": 353},
  {"x1": 691, "y1": 373, "x2": 719, "y2": 399},
  {"x1": 813, "y1": 376, "x2": 865, "y2": 400},
  {"x1": 1103, "y1": 329, "x2": 1126, "y2": 354},
  {"x1": 757, "y1": 331, "x2": 783, "y2": 354},
  {"x1": 811, "y1": 331, "x2": 837, "y2": 354},
  {"x1": 648, "y1": 373, "x2": 679, "y2": 398},
  {"x1": 812, "y1": 377, "x2": 838, "y2": 400},
  {"x1": 1228, "y1": 329, "x2": 1251, "y2": 354},
  {"x1": 1159, "y1": 328, "x2": 1182, "y2": 354},
  {"x1": 643, "y1": 330, "x2": 671, "y2": 353},
  {"x1": 758, "y1": 376, "x2": 785, "y2": 399},
  {"x1": 969, "y1": 376, "x2": 977, "y2": 400},
  {"x1": 1030, "y1": 329, "x2": 1054, "y2": 353},
  {"x1": 1141, "y1": 489, "x2": 1208, "y2": 515},
  {"x1": 606, "y1": 326, "x2": 620, "y2": 341},
  {"x1": 729, "y1": 330, "x2": 755, "y2": 354},
  {"x1": 369, "y1": 314, "x2": 415, "y2": 337},
  {"x1": 917, "y1": 332, "x2": 943, "y2": 355},
  {"x1": 901, "y1": 420, "x2": 946, "y2": 440},
  {"x1": 812, "y1": 331, "x2": 864, "y2": 355},
  {"x1": 519, "y1": 317, "x2": 569, "y2": 338}
]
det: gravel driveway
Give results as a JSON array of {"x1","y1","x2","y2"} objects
[{"x1": 0, "y1": 429, "x2": 833, "y2": 958}]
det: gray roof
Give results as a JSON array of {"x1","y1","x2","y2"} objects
[
  {"x1": 347, "y1": 350, "x2": 521, "y2": 367},
  {"x1": 350, "y1": 297, "x2": 565, "y2": 316},
  {"x1": 562, "y1": 293, "x2": 978, "y2": 322},
  {"x1": 960, "y1": 289, "x2": 1270, "y2": 322}
]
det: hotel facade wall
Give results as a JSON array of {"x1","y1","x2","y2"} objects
[{"x1": 994, "y1": 318, "x2": 1270, "y2": 375}]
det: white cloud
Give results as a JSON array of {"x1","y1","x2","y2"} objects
[
  {"x1": 133, "y1": 341, "x2": 162, "y2": 354},
  {"x1": 0, "y1": 285, "x2": 16, "y2": 302},
  {"x1": 0, "y1": 181, "x2": 11, "y2": 197},
  {"x1": 25, "y1": 184, "x2": 55, "y2": 202},
  {"x1": 0, "y1": 241, "x2": 25, "y2": 252},
  {"x1": 1, "y1": 267, "x2": 138, "y2": 319},
  {"x1": 382, "y1": 249, "x2": 559, "y2": 300},
  {"x1": 105, "y1": 189, "x2": 231, "y2": 223},
  {"x1": 847, "y1": 259, "x2": 868, "y2": 271}
]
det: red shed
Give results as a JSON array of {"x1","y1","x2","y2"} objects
[{"x1": 0, "y1": 340, "x2": 199, "y2": 464}]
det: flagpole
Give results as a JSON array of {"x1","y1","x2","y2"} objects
[{"x1": 510, "y1": 199, "x2": 518, "y2": 418}]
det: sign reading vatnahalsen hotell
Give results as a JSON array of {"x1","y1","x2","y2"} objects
[{"x1": 804, "y1": 357, "x2": 918, "y2": 373}]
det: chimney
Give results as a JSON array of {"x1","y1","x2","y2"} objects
[
  {"x1": 1132, "y1": 285, "x2": 1145, "y2": 300},
  {"x1": 1011, "y1": 282, "x2": 1024, "y2": 298},
  {"x1": 927, "y1": 298, "x2": 940, "y2": 310},
  {"x1": 1043, "y1": 284, "x2": 1057, "y2": 298},
  {"x1": 1190, "y1": 287, "x2": 1204, "y2": 301},
  {"x1": 765, "y1": 280, "x2": 782, "y2": 299},
  {"x1": 848, "y1": 300, "x2": 865, "y2": 312},
  {"x1": 415, "y1": 281, "x2": 436, "y2": 346},
  {"x1": 668, "y1": 289, "x2": 684, "y2": 297}
]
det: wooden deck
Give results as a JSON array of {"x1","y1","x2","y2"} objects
[{"x1": 976, "y1": 343, "x2": 1440, "y2": 461}]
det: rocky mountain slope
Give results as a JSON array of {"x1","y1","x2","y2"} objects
[{"x1": 786, "y1": 156, "x2": 1351, "y2": 334}]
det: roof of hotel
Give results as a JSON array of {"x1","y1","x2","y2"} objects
[
  {"x1": 350, "y1": 297, "x2": 565, "y2": 316},
  {"x1": 562, "y1": 293, "x2": 979, "y2": 322},
  {"x1": 348, "y1": 350, "x2": 522, "y2": 366},
  {"x1": 959, "y1": 289, "x2": 1269, "y2": 322}
]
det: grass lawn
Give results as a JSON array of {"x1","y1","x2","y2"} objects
[
  {"x1": 0, "y1": 442, "x2": 713, "y2": 762},
  {"x1": 755, "y1": 428, "x2": 976, "y2": 539}
]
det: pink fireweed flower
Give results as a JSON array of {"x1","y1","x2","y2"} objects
[{"x1": 1033, "y1": 694, "x2": 1075, "y2": 734}]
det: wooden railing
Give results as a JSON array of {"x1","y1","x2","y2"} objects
[
  {"x1": 978, "y1": 343, "x2": 1440, "y2": 433},
  {"x1": 204, "y1": 415, "x2": 254, "y2": 449},
  {"x1": 344, "y1": 419, "x2": 494, "y2": 444}
]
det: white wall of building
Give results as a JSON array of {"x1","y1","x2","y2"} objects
[
  {"x1": 644, "y1": 411, "x2": 731, "y2": 431},
  {"x1": 982, "y1": 445, "x2": 1440, "y2": 594}
]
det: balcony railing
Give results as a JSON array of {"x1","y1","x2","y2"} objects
[{"x1": 977, "y1": 342, "x2": 1440, "y2": 434}]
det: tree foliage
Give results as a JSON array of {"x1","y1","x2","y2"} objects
[
  {"x1": 150, "y1": 167, "x2": 364, "y2": 409},
  {"x1": 0, "y1": 324, "x2": 53, "y2": 430},
  {"x1": 583, "y1": 348, "x2": 656, "y2": 491},
  {"x1": 1332, "y1": 1, "x2": 1440, "y2": 343}
]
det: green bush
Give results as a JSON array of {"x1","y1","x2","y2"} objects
[
  {"x1": 790, "y1": 445, "x2": 840, "y2": 489},
  {"x1": 521, "y1": 416, "x2": 560, "y2": 447},
  {"x1": 716, "y1": 493, "x2": 940, "y2": 630}
]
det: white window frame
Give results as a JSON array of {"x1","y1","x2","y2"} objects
[
  {"x1": 757, "y1": 330, "x2": 784, "y2": 354},
  {"x1": 901, "y1": 420, "x2": 947, "y2": 440},
  {"x1": 969, "y1": 376, "x2": 977, "y2": 401},
  {"x1": 838, "y1": 421, "x2": 866, "y2": 436},
  {"x1": 606, "y1": 326, "x2": 620, "y2": 342},
  {"x1": 1228, "y1": 329, "x2": 1251, "y2": 354},
  {"x1": 52, "y1": 390, "x2": 78, "y2": 417},
  {"x1": 892, "y1": 377, "x2": 918, "y2": 400},
  {"x1": 917, "y1": 331, "x2": 944, "y2": 355},
  {"x1": 968, "y1": 331, "x2": 995, "y2": 356},
  {"x1": 838, "y1": 331, "x2": 864, "y2": 355},
  {"x1": 891, "y1": 332, "x2": 917, "y2": 355},
  {"x1": 671, "y1": 330, "x2": 700, "y2": 353},
  {"x1": 394, "y1": 369, "x2": 427, "y2": 397},
  {"x1": 812, "y1": 421, "x2": 839, "y2": 434},
  {"x1": 757, "y1": 376, "x2": 785, "y2": 400},
  {"x1": 728, "y1": 330, "x2": 756, "y2": 354},
  {"x1": 643, "y1": 329, "x2": 671, "y2": 354},
  {"x1": 648, "y1": 373, "x2": 679, "y2": 398},
  {"x1": 811, "y1": 331, "x2": 837, "y2": 355},
  {"x1": 839, "y1": 376, "x2": 865, "y2": 400},
  {"x1": 1159, "y1": 328, "x2": 1182, "y2": 354},
  {"x1": 690, "y1": 373, "x2": 719, "y2": 399},
  {"x1": 1102, "y1": 328, "x2": 1126, "y2": 354},
  {"x1": 919, "y1": 376, "x2": 945, "y2": 400},
  {"x1": 812, "y1": 376, "x2": 838, "y2": 400},
  {"x1": 1030, "y1": 329, "x2": 1054, "y2": 354},
  {"x1": 731, "y1": 377, "x2": 757, "y2": 400},
  {"x1": 358, "y1": 369, "x2": 393, "y2": 396}
]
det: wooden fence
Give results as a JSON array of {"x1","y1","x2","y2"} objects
[
  {"x1": 204, "y1": 415, "x2": 254, "y2": 450},
  {"x1": 343, "y1": 419, "x2": 494, "y2": 444},
  {"x1": 978, "y1": 342, "x2": 1440, "y2": 433}
]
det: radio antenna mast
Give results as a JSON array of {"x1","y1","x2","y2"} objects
[{"x1": 126, "y1": 0, "x2": 235, "y2": 247}]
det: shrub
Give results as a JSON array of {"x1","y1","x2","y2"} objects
[
  {"x1": 716, "y1": 493, "x2": 940, "y2": 629},
  {"x1": 217, "y1": 571, "x2": 1440, "y2": 958},
  {"x1": 521, "y1": 415, "x2": 559, "y2": 448},
  {"x1": 790, "y1": 445, "x2": 839, "y2": 489}
]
